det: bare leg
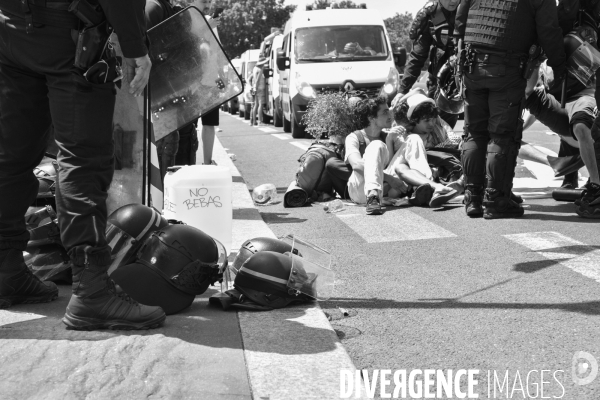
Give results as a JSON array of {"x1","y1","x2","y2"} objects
[
  {"x1": 202, "y1": 125, "x2": 215, "y2": 164},
  {"x1": 573, "y1": 123, "x2": 600, "y2": 184},
  {"x1": 395, "y1": 164, "x2": 450, "y2": 192},
  {"x1": 257, "y1": 100, "x2": 265, "y2": 124},
  {"x1": 250, "y1": 101, "x2": 257, "y2": 126},
  {"x1": 518, "y1": 141, "x2": 552, "y2": 166}
]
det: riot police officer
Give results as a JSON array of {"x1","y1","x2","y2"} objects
[
  {"x1": 0, "y1": 0, "x2": 166, "y2": 329},
  {"x1": 455, "y1": 0, "x2": 567, "y2": 219},
  {"x1": 399, "y1": 0, "x2": 461, "y2": 128}
]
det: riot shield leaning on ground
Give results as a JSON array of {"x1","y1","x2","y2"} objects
[
  {"x1": 106, "y1": 33, "x2": 148, "y2": 215},
  {"x1": 147, "y1": 6, "x2": 244, "y2": 141}
]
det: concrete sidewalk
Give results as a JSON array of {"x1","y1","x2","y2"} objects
[{"x1": 0, "y1": 131, "x2": 363, "y2": 399}]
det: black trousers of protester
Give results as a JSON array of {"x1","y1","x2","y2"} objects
[
  {"x1": 461, "y1": 57, "x2": 526, "y2": 193},
  {"x1": 325, "y1": 158, "x2": 352, "y2": 200},
  {"x1": 0, "y1": 10, "x2": 116, "y2": 266}
]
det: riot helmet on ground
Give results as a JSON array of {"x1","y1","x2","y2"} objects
[
  {"x1": 435, "y1": 61, "x2": 464, "y2": 114},
  {"x1": 231, "y1": 237, "x2": 294, "y2": 273},
  {"x1": 106, "y1": 203, "x2": 168, "y2": 273},
  {"x1": 110, "y1": 224, "x2": 227, "y2": 314}
]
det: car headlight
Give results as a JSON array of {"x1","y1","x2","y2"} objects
[
  {"x1": 380, "y1": 67, "x2": 399, "y2": 96},
  {"x1": 295, "y1": 72, "x2": 317, "y2": 99}
]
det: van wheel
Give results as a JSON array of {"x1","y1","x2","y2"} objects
[
  {"x1": 244, "y1": 104, "x2": 251, "y2": 120},
  {"x1": 229, "y1": 104, "x2": 236, "y2": 114},
  {"x1": 239, "y1": 104, "x2": 245, "y2": 118},
  {"x1": 283, "y1": 115, "x2": 291, "y2": 133},
  {"x1": 273, "y1": 100, "x2": 283, "y2": 127},
  {"x1": 291, "y1": 110, "x2": 305, "y2": 139}
]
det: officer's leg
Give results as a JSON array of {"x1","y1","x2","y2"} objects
[
  {"x1": 50, "y1": 71, "x2": 164, "y2": 330},
  {"x1": 0, "y1": 29, "x2": 58, "y2": 307},
  {"x1": 461, "y1": 74, "x2": 489, "y2": 217},
  {"x1": 483, "y1": 71, "x2": 525, "y2": 219}
]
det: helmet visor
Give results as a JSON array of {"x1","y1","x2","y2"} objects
[
  {"x1": 567, "y1": 37, "x2": 600, "y2": 87},
  {"x1": 24, "y1": 245, "x2": 70, "y2": 281},
  {"x1": 280, "y1": 234, "x2": 335, "y2": 300},
  {"x1": 106, "y1": 222, "x2": 143, "y2": 275}
]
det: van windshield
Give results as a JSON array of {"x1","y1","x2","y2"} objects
[
  {"x1": 295, "y1": 25, "x2": 389, "y2": 62},
  {"x1": 246, "y1": 61, "x2": 257, "y2": 80}
]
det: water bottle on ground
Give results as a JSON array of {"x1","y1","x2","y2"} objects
[
  {"x1": 252, "y1": 183, "x2": 277, "y2": 204},
  {"x1": 323, "y1": 199, "x2": 345, "y2": 213}
]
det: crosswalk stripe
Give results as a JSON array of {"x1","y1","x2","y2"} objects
[
  {"x1": 337, "y1": 208, "x2": 456, "y2": 243},
  {"x1": 271, "y1": 133, "x2": 291, "y2": 140},
  {"x1": 290, "y1": 141, "x2": 310, "y2": 151},
  {"x1": 504, "y1": 232, "x2": 600, "y2": 284}
]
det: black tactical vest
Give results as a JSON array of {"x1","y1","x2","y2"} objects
[
  {"x1": 430, "y1": 6, "x2": 455, "y2": 52},
  {"x1": 464, "y1": 0, "x2": 535, "y2": 55}
]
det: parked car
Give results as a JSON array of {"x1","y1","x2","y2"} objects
[{"x1": 226, "y1": 58, "x2": 242, "y2": 115}]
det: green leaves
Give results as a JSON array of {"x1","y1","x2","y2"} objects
[
  {"x1": 217, "y1": 0, "x2": 297, "y2": 58},
  {"x1": 301, "y1": 92, "x2": 362, "y2": 139},
  {"x1": 384, "y1": 12, "x2": 414, "y2": 52}
]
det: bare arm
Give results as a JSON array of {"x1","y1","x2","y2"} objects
[{"x1": 573, "y1": 123, "x2": 600, "y2": 184}]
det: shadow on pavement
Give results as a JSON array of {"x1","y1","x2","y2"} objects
[{"x1": 261, "y1": 212, "x2": 307, "y2": 224}]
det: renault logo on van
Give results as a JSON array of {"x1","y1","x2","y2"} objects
[{"x1": 342, "y1": 81, "x2": 355, "y2": 91}]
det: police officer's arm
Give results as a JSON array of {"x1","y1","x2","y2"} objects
[
  {"x1": 399, "y1": 32, "x2": 434, "y2": 95},
  {"x1": 532, "y1": 0, "x2": 566, "y2": 81},
  {"x1": 99, "y1": 0, "x2": 151, "y2": 96}
]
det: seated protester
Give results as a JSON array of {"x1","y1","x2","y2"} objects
[
  {"x1": 340, "y1": 96, "x2": 409, "y2": 215},
  {"x1": 525, "y1": 64, "x2": 600, "y2": 218},
  {"x1": 387, "y1": 90, "x2": 465, "y2": 197},
  {"x1": 386, "y1": 92, "x2": 460, "y2": 208}
]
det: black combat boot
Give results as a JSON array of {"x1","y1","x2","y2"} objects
[
  {"x1": 63, "y1": 263, "x2": 166, "y2": 330},
  {"x1": 483, "y1": 188, "x2": 525, "y2": 219},
  {"x1": 575, "y1": 182, "x2": 600, "y2": 219},
  {"x1": 0, "y1": 249, "x2": 58, "y2": 308},
  {"x1": 463, "y1": 185, "x2": 484, "y2": 217}
]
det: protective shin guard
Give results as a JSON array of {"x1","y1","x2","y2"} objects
[
  {"x1": 461, "y1": 137, "x2": 488, "y2": 186},
  {"x1": 486, "y1": 138, "x2": 520, "y2": 197}
]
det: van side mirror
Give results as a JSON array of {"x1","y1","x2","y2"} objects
[
  {"x1": 241, "y1": 78, "x2": 246, "y2": 84},
  {"x1": 263, "y1": 68, "x2": 273, "y2": 78},
  {"x1": 393, "y1": 48, "x2": 407, "y2": 69},
  {"x1": 276, "y1": 49, "x2": 290, "y2": 71}
]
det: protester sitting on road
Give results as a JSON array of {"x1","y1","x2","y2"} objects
[
  {"x1": 342, "y1": 96, "x2": 409, "y2": 215},
  {"x1": 525, "y1": 62, "x2": 600, "y2": 218},
  {"x1": 250, "y1": 56, "x2": 268, "y2": 127},
  {"x1": 386, "y1": 92, "x2": 460, "y2": 207}
]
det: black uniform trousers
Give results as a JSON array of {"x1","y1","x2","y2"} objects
[
  {"x1": 461, "y1": 57, "x2": 526, "y2": 193},
  {"x1": 0, "y1": 10, "x2": 115, "y2": 266}
]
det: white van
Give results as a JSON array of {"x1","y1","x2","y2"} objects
[
  {"x1": 238, "y1": 49, "x2": 261, "y2": 119},
  {"x1": 277, "y1": 8, "x2": 402, "y2": 138},
  {"x1": 224, "y1": 58, "x2": 241, "y2": 114}
]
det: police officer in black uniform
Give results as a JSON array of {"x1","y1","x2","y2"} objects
[
  {"x1": 399, "y1": 0, "x2": 461, "y2": 128},
  {"x1": 455, "y1": 0, "x2": 567, "y2": 219},
  {"x1": 0, "y1": 0, "x2": 166, "y2": 329}
]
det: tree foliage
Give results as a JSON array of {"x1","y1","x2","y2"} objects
[
  {"x1": 302, "y1": 92, "x2": 362, "y2": 139},
  {"x1": 384, "y1": 12, "x2": 414, "y2": 52},
  {"x1": 311, "y1": 0, "x2": 361, "y2": 9},
  {"x1": 216, "y1": 0, "x2": 296, "y2": 59}
]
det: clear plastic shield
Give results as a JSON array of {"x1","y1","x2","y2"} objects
[
  {"x1": 568, "y1": 40, "x2": 600, "y2": 87},
  {"x1": 280, "y1": 235, "x2": 335, "y2": 300},
  {"x1": 24, "y1": 244, "x2": 71, "y2": 281},
  {"x1": 106, "y1": 33, "x2": 147, "y2": 215},
  {"x1": 147, "y1": 7, "x2": 244, "y2": 141}
]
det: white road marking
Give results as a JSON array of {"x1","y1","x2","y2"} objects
[
  {"x1": 337, "y1": 209, "x2": 456, "y2": 243},
  {"x1": 504, "y1": 232, "x2": 600, "y2": 284},
  {"x1": 546, "y1": 131, "x2": 558, "y2": 136},
  {"x1": 271, "y1": 133, "x2": 291, "y2": 140},
  {"x1": 259, "y1": 127, "x2": 278, "y2": 133},
  {"x1": 290, "y1": 141, "x2": 310, "y2": 151}
]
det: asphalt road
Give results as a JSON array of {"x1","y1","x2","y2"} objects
[{"x1": 216, "y1": 110, "x2": 600, "y2": 400}]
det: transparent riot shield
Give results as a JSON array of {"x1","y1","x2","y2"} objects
[
  {"x1": 106, "y1": 33, "x2": 148, "y2": 215},
  {"x1": 567, "y1": 37, "x2": 600, "y2": 87},
  {"x1": 147, "y1": 7, "x2": 244, "y2": 141},
  {"x1": 280, "y1": 235, "x2": 335, "y2": 300}
]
